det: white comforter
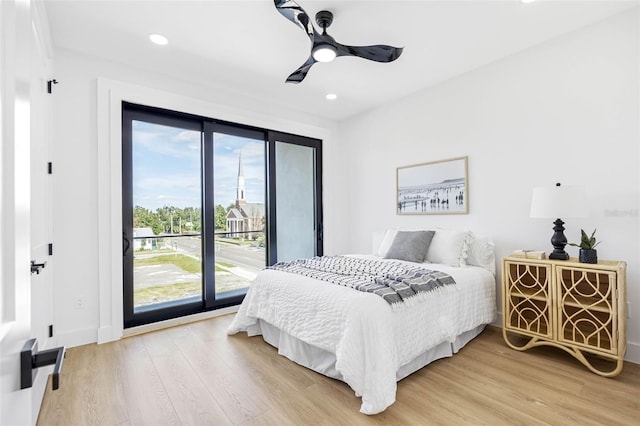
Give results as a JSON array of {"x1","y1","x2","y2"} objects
[{"x1": 227, "y1": 255, "x2": 496, "y2": 415}]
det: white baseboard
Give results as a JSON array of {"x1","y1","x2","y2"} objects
[
  {"x1": 56, "y1": 327, "x2": 98, "y2": 349},
  {"x1": 122, "y1": 306, "x2": 238, "y2": 339},
  {"x1": 58, "y1": 307, "x2": 239, "y2": 348},
  {"x1": 625, "y1": 341, "x2": 640, "y2": 364},
  {"x1": 494, "y1": 311, "x2": 639, "y2": 365},
  {"x1": 97, "y1": 326, "x2": 119, "y2": 344},
  {"x1": 492, "y1": 312, "x2": 502, "y2": 328},
  {"x1": 58, "y1": 309, "x2": 640, "y2": 365}
]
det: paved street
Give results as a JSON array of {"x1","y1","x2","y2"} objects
[
  {"x1": 160, "y1": 236, "x2": 265, "y2": 271},
  {"x1": 134, "y1": 263, "x2": 200, "y2": 289},
  {"x1": 133, "y1": 236, "x2": 266, "y2": 300},
  {"x1": 216, "y1": 243, "x2": 266, "y2": 271}
]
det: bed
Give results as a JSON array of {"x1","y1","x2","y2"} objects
[{"x1": 227, "y1": 229, "x2": 496, "y2": 415}]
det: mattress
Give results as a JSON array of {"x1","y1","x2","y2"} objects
[{"x1": 228, "y1": 255, "x2": 496, "y2": 414}]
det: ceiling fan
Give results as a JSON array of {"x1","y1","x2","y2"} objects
[{"x1": 274, "y1": 0, "x2": 404, "y2": 83}]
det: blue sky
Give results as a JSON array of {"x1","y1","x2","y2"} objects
[{"x1": 132, "y1": 121, "x2": 265, "y2": 211}]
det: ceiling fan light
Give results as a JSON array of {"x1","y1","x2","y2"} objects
[
  {"x1": 312, "y1": 44, "x2": 337, "y2": 62},
  {"x1": 149, "y1": 33, "x2": 168, "y2": 46}
]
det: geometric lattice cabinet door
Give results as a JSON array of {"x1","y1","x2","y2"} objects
[
  {"x1": 503, "y1": 261, "x2": 553, "y2": 339},
  {"x1": 557, "y1": 266, "x2": 618, "y2": 355}
]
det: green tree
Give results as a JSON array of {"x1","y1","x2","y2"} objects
[
  {"x1": 182, "y1": 206, "x2": 201, "y2": 232},
  {"x1": 215, "y1": 204, "x2": 227, "y2": 230},
  {"x1": 133, "y1": 205, "x2": 203, "y2": 235},
  {"x1": 133, "y1": 205, "x2": 163, "y2": 235}
]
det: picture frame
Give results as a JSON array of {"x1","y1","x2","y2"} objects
[{"x1": 396, "y1": 156, "x2": 468, "y2": 215}]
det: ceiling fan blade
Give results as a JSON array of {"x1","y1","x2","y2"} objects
[
  {"x1": 335, "y1": 43, "x2": 403, "y2": 63},
  {"x1": 285, "y1": 55, "x2": 316, "y2": 83},
  {"x1": 274, "y1": 0, "x2": 315, "y2": 42}
]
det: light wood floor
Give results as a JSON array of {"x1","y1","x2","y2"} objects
[{"x1": 38, "y1": 315, "x2": 640, "y2": 425}]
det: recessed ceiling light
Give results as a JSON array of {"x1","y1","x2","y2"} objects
[
  {"x1": 149, "y1": 33, "x2": 168, "y2": 46},
  {"x1": 326, "y1": 93, "x2": 337, "y2": 100},
  {"x1": 521, "y1": 0, "x2": 537, "y2": 3}
]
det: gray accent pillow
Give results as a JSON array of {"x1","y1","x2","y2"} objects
[{"x1": 384, "y1": 230, "x2": 435, "y2": 263}]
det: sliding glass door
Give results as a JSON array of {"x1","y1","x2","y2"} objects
[
  {"x1": 270, "y1": 133, "x2": 322, "y2": 263},
  {"x1": 122, "y1": 107, "x2": 205, "y2": 327},
  {"x1": 122, "y1": 104, "x2": 321, "y2": 327},
  {"x1": 210, "y1": 125, "x2": 266, "y2": 301}
]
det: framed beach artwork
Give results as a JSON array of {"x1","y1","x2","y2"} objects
[{"x1": 397, "y1": 156, "x2": 468, "y2": 215}]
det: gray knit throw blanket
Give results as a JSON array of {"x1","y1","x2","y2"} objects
[{"x1": 269, "y1": 256, "x2": 456, "y2": 308}]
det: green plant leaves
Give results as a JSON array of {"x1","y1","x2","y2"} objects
[{"x1": 568, "y1": 228, "x2": 601, "y2": 249}]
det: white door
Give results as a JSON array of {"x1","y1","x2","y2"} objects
[
  {"x1": 29, "y1": 1, "x2": 54, "y2": 419},
  {"x1": 1, "y1": 1, "x2": 50, "y2": 424}
]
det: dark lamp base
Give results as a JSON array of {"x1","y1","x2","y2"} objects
[
  {"x1": 549, "y1": 218, "x2": 570, "y2": 261},
  {"x1": 549, "y1": 251, "x2": 570, "y2": 260}
]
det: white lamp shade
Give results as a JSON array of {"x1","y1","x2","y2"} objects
[{"x1": 530, "y1": 185, "x2": 588, "y2": 219}]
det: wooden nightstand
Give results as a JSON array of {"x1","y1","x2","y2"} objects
[{"x1": 502, "y1": 256, "x2": 627, "y2": 377}]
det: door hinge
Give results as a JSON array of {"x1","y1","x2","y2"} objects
[
  {"x1": 48, "y1": 162, "x2": 52, "y2": 174},
  {"x1": 49, "y1": 324, "x2": 54, "y2": 338},
  {"x1": 48, "y1": 243, "x2": 53, "y2": 256},
  {"x1": 47, "y1": 79, "x2": 58, "y2": 94}
]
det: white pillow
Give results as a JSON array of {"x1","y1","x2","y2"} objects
[
  {"x1": 376, "y1": 229, "x2": 398, "y2": 257},
  {"x1": 425, "y1": 229, "x2": 471, "y2": 266},
  {"x1": 466, "y1": 232, "x2": 496, "y2": 275},
  {"x1": 372, "y1": 230, "x2": 387, "y2": 255}
]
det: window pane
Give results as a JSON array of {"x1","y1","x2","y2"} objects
[
  {"x1": 275, "y1": 141, "x2": 316, "y2": 262},
  {"x1": 213, "y1": 133, "x2": 265, "y2": 298},
  {"x1": 131, "y1": 120, "x2": 202, "y2": 309}
]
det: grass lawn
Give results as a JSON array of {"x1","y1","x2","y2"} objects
[
  {"x1": 135, "y1": 253, "x2": 201, "y2": 273},
  {"x1": 135, "y1": 282, "x2": 200, "y2": 306},
  {"x1": 135, "y1": 253, "x2": 231, "y2": 273},
  {"x1": 133, "y1": 253, "x2": 248, "y2": 306}
]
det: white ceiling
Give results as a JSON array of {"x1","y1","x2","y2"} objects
[{"x1": 43, "y1": 0, "x2": 637, "y2": 121}]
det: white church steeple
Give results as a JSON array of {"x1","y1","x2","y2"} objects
[{"x1": 236, "y1": 151, "x2": 246, "y2": 206}]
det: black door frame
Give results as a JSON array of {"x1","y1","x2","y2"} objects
[
  {"x1": 122, "y1": 104, "x2": 205, "y2": 328},
  {"x1": 266, "y1": 131, "x2": 323, "y2": 266}
]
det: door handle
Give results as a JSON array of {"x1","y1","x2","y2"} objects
[
  {"x1": 21, "y1": 338, "x2": 65, "y2": 391},
  {"x1": 123, "y1": 232, "x2": 131, "y2": 256}
]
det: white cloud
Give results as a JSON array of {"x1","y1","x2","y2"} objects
[{"x1": 133, "y1": 125, "x2": 266, "y2": 210}]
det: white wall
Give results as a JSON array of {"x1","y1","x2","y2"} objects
[
  {"x1": 51, "y1": 8, "x2": 639, "y2": 363},
  {"x1": 336, "y1": 10, "x2": 640, "y2": 362},
  {"x1": 51, "y1": 48, "x2": 343, "y2": 346}
]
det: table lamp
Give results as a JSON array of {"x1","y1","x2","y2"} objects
[{"x1": 530, "y1": 183, "x2": 588, "y2": 260}]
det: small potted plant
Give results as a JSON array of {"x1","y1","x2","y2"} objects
[{"x1": 568, "y1": 229, "x2": 601, "y2": 264}]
